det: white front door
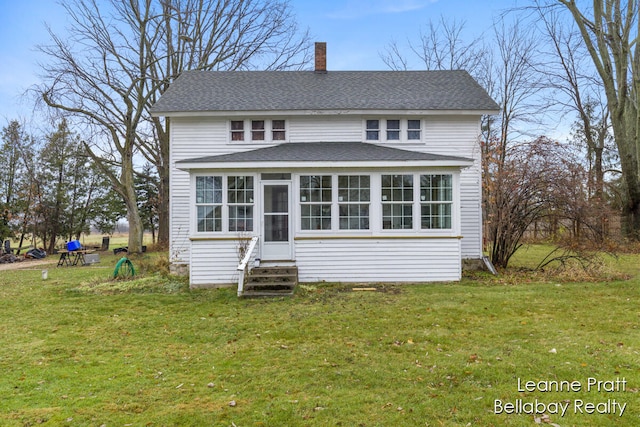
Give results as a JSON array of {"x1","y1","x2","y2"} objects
[{"x1": 261, "y1": 182, "x2": 292, "y2": 260}]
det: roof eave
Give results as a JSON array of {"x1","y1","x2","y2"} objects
[
  {"x1": 151, "y1": 108, "x2": 500, "y2": 118},
  {"x1": 176, "y1": 159, "x2": 474, "y2": 171}
]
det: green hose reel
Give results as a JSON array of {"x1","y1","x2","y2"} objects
[{"x1": 113, "y1": 257, "x2": 135, "y2": 279}]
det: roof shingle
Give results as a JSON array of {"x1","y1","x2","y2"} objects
[
  {"x1": 152, "y1": 70, "x2": 499, "y2": 114},
  {"x1": 176, "y1": 141, "x2": 473, "y2": 165}
]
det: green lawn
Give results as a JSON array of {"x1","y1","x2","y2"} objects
[{"x1": 0, "y1": 249, "x2": 639, "y2": 426}]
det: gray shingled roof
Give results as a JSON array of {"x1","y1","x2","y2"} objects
[
  {"x1": 152, "y1": 70, "x2": 499, "y2": 114},
  {"x1": 176, "y1": 142, "x2": 473, "y2": 166}
]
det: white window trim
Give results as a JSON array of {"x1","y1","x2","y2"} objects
[
  {"x1": 228, "y1": 119, "x2": 288, "y2": 144},
  {"x1": 299, "y1": 175, "x2": 333, "y2": 231},
  {"x1": 294, "y1": 171, "x2": 460, "y2": 237},
  {"x1": 191, "y1": 173, "x2": 258, "y2": 236},
  {"x1": 381, "y1": 173, "x2": 415, "y2": 230},
  {"x1": 337, "y1": 174, "x2": 372, "y2": 231},
  {"x1": 364, "y1": 119, "x2": 423, "y2": 143}
]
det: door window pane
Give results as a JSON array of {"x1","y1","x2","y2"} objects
[{"x1": 264, "y1": 185, "x2": 289, "y2": 241}]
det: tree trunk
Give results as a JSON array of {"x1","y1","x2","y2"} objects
[
  {"x1": 157, "y1": 161, "x2": 169, "y2": 247},
  {"x1": 154, "y1": 118, "x2": 170, "y2": 247},
  {"x1": 122, "y1": 150, "x2": 143, "y2": 254},
  {"x1": 612, "y1": 117, "x2": 640, "y2": 239}
]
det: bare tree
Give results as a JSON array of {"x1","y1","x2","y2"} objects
[
  {"x1": 35, "y1": 0, "x2": 311, "y2": 252},
  {"x1": 381, "y1": 16, "x2": 548, "y2": 263},
  {"x1": 535, "y1": 6, "x2": 619, "y2": 241},
  {"x1": 549, "y1": 0, "x2": 640, "y2": 238},
  {"x1": 381, "y1": 17, "x2": 487, "y2": 72},
  {"x1": 486, "y1": 137, "x2": 586, "y2": 267}
]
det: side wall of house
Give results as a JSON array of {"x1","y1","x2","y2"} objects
[{"x1": 421, "y1": 116, "x2": 482, "y2": 259}]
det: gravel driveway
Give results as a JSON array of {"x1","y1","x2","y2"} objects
[{"x1": 0, "y1": 258, "x2": 55, "y2": 271}]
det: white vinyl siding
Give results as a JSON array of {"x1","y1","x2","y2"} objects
[
  {"x1": 295, "y1": 238, "x2": 462, "y2": 282},
  {"x1": 187, "y1": 237, "x2": 462, "y2": 287},
  {"x1": 189, "y1": 239, "x2": 241, "y2": 286},
  {"x1": 289, "y1": 116, "x2": 362, "y2": 142}
]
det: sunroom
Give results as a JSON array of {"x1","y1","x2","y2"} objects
[{"x1": 176, "y1": 142, "x2": 474, "y2": 287}]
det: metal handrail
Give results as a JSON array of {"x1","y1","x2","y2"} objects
[{"x1": 237, "y1": 236, "x2": 259, "y2": 296}]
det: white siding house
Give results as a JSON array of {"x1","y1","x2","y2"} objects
[{"x1": 151, "y1": 44, "x2": 499, "y2": 289}]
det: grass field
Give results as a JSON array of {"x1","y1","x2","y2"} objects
[{"x1": 0, "y1": 247, "x2": 638, "y2": 426}]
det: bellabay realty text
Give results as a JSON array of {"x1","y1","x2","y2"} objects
[{"x1": 494, "y1": 377, "x2": 629, "y2": 417}]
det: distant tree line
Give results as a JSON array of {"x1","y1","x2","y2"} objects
[{"x1": 0, "y1": 119, "x2": 158, "y2": 253}]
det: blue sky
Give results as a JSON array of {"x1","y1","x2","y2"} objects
[{"x1": 0, "y1": 0, "x2": 517, "y2": 123}]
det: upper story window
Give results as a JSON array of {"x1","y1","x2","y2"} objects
[
  {"x1": 386, "y1": 120, "x2": 400, "y2": 140},
  {"x1": 251, "y1": 121, "x2": 265, "y2": 141},
  {"x1": 408, "y1": 120, "x2": 421, "y2": 140},
  {"x1": 365, "y1": 119, "x2": 422, "y2": 143},
  {"x1": 366, "y1": 120, "x2": 380, "y2": 140},
  {"x1": 272, "y1": 120, "x2": 286, "y2": 141},
  {"x1": 230, "y1": 120, "x2": 286, "y2": 143},
  {"x1": 231, "y1": 121, "x2": 245, "y2": 141}
]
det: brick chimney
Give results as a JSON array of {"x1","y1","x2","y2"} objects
[{"x1": 315, "y1": 42, "x2": 327, "y2": 73}]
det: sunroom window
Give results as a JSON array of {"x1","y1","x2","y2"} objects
[
  {"x1": 420, "y1": 174, "x2": 452, "y2": 229},
  {"x1": 381, "y1": 174, "x2": 413, "y2": 229},
  {"x1": 196, "y1": 176, "x2": 223, "y2": 232},
  {"x1": 228, "y1": 176, "x2": 254, "y2": 231},
  {"x1": 300, "y1": 175, "x2": 332, "y2": 230},
  {"x1": 338, "y1": 175, "x2": 370, "y2": 230}
]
